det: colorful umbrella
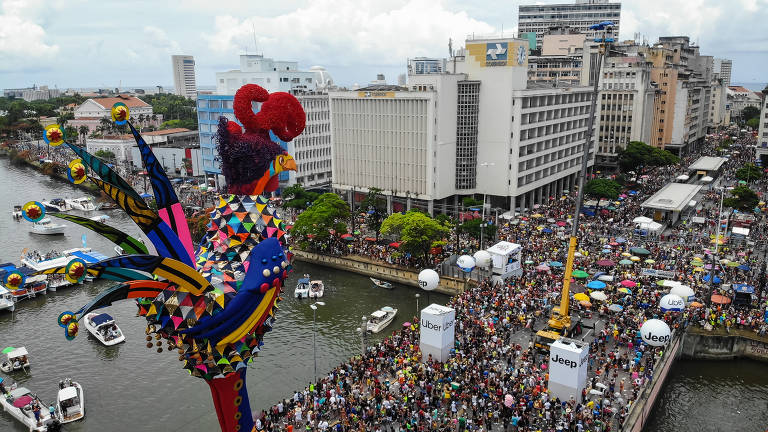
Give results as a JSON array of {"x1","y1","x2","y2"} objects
[
  {"x1": 590, "y1": 291, "x2": 608, "y2": 301},
  {"x1": 619, "y1": 259, "x2": 633, "y2": 265},
  {"x1": 618, "y1": 287, "x2": 632, "y2": 294},
  {"x1": 1, "y1": 346, "x2": 15, "y2": 354},
  {"x1": 574, "y1": 293, "x2": 590, "y2": 302},
  {"x1": 596, "y1": 260, "x2": 615, "y2": 267},
  {"x1": 572, "y1": 270, "x2": 589, "y2": 279},
  {"x1": 644, "y1": 259, "x2": 655, "y2": 264},
  {"x1": 621, "y1": 252, "x2": 631, "y2": 257},
  {"x1": 620, "y1": 280, "x2": 637, "y2": 288},
  {"x1": 691, "y1": 260, "x2": 704, "y2": 267},
  {"x1": 689, "y1": 301, "x2": 704, "y2": 308},
  {"x1": 608, "y1": 304, "x2": 624, "y2": 312},
  {"x1": 630, "y1": 256, "x2": 640, "y2": 262},
  {"x1": 579, "y1": 300, "x2": 592, "y2": 307},
  {"x1": 710, "y1": 294, "x2": 731, "y2": 305},
  {"x1": 726, "y1": 261, "x2": 740, "y2": 267},
  {"x1": 536, "y1": 264, "x2": 551, "y2": 272},
  {"x1": 549, "y1": 261, "x2": 563, "y2": 267},
  {"x1": 630, "y1": 247, "x2": 651, "y2": 256},
  {"x1": 586, "y1": 280, "x2": 606, "y2": 290},
  {"x1": 388, "y1": 242, "x2": 401, "y2": 248}
]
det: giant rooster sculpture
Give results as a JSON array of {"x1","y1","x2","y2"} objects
[{"x1": 21, "y1": 84, "x2": 304, "y2": 432}]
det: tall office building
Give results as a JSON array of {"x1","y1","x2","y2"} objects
[
  {"x1": 757, "y1": 94, "x2": 768, "y2": 164},
  {"x1": 518, "y1": 0, "x2": 621, "y2": 49},
  {"x1": 712, "y1": 58, "x2": 732, "y2": 87},
  {"x1": 171, "y1": 55, "x2": 197, "y2": 98},
  {"x1": 216, "y1": 55, "x2": 316, "y2": 95},
  {"x1": 331, "y1": 36, "x2": 596, "y2": 214}
]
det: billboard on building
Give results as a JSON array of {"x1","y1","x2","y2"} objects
[
  {"x1": 466, "y1": 40, "x2": 528, "y2": 67},
  {"x1": 420, "y1": 304, "x2": 455, "y2": 363}
]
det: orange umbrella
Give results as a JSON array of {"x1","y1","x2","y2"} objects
[{"x1": 689, "y1": 301, "x2": 704, "y2": 308}]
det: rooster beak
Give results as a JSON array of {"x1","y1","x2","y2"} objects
[{"x1": 283, "y1": 156, "x2": 297, "y2": 172}]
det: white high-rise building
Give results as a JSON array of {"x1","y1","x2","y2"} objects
[
  {"x1": 331, "y1": 36, "x2": 596, "y2": 214},
  {"x1": 757, "y1": 94, "x2": 768, "y2": 164},
  {"x1": 712, "y1": 58, "x2": 732, "y2": 87},
  {"x1": 216, "y1": 55, "x2": 316, "y2": 95},
  {"x1": 171, "y1": 55, "x2": 197, "y2": 99},
  {"x1": 518, "y1": 0, "x2": 621, "y2": 49}
]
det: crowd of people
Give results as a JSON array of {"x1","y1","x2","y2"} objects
[{"x1": 252, "y1": 131, "x2": 768, "y2": 431}]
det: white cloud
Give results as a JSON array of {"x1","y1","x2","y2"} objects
[
  {"x1": 204, "y1": 0, "x2": 495, "y2": 67},
  {"x1": 0, "y1": 0, "x2": 59, "y2": 68},
  {"x1": 143, "y1": 26, "x2": 181, "y2": 53}
]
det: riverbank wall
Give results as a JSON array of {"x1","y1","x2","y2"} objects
[
  {"x1": 622, "y1": 328, "x2": 768, "y2": 431},
  {"x1": 291, "y1": 250, "x2": 469, "y2": 296},
  {"x1": 0, "y1": 147, "x2": 100, "y2": 195}
]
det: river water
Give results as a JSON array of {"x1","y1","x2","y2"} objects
[
  {"x1": 0, "y1": 160, "x2": 447, "y2": 431},
  {"x1": 1, "y1": 158, "x2": 767, "y2": 431}
]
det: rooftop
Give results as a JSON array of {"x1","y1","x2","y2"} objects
[
  {"x1": 641, "y1": 183, "x2": 702, "y2": 212},
  {"x1": 356, "y1": 84, "x2": 407, "y2": 91},
  {"x1": 89, "y1": 95, "x2": 150, "y2": 109},
  {"x1": 688, "y1": 156, "x2": 727, "y2": 172}
]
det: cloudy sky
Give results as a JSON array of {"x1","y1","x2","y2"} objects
[{"x1": 1, "y1": 0, "x2": 767, "y2": 90}]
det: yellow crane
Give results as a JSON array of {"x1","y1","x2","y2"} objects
[{"x1": 534, "y1": 23, "x2": 613, "y2": 352}]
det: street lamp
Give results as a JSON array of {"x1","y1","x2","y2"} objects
[
  {"x1": 415, "y1": 293, "x2": 421, "y2": 318},
  {"x1": 356, "y1": 315, "x2": 368, "y2": 355},
  {"x1": 309, "y1": 301, "x2": 326, "y2": 382},
  {"x1": 706, "y1": 187, "x2": 726, "y2": 306}
]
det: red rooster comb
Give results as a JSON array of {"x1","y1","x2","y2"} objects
[{"x1": 230, "y1": 84, "x2": 306, "y2": 141}]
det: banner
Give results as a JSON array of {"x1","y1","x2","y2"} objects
[
  {"x1": 641, "y1": 268, "x2": 676, "y2": 279},
  {"x1": 548, "y1": 338, "x2": 589, "y2": 402},
  {"x1": 420, "y1": 304, "x2": 455, "y2": 363}
]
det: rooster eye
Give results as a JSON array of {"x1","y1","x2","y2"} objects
[{"x1": 278, "y1": 156, "x2": 284, "y2": 164}]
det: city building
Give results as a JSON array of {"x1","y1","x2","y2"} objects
[
  {"x1": 3, "y1": 85, "x2": 61, "y2": 101},
  {"x1": 712, "y1": 58, "x2": 732, "y2": 87},
  {"x1": 709, "y1": 78, "x2": 728, "y2": 128},
  {"x1": 197, "y1": 94, "x2": 235, "y2": 178},
  {"x1": 331, "y1": 36, "x2": 597, "y2": 214},
  {"x1": 726, "y1": 86, "x2": 761, "y2": 123},
  {"x1": 518, "y1": 0, "x2": 621, "y2": 49},
  {"x1": 69, "y1": 95, "x2": 162, "y2": 135},
  {"x1": 216, "y1": 55, "x2": 316, "y2": 95},
  {"x1": 595, "y1": 49, "x2": 657, "y2": 166},
  {"x1": 757, "y1": 93, "x2": 768, "y2": 164},
  {"x1": 408, "y1": 58, "x2": 448, "y2": 75},
  {"x1": 291, "y1": 92, "x2": 332, "y2": 189},
  {"x1": 527, "y1": 34, "x2": 588, "y2": 86},
  {"x1": 172, "y1": 55, "x2": 197, "y2": 99}
]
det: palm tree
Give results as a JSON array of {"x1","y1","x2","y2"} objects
[
  {"x1": 138, "y1": 114, "x2": 146, "y2": 132},
  {"x1": 99, "y1": 117, "x2": 111, "y2": 135},
  {"x1": 78, "y1": 125, "x2": 89, "y2": 145},
  {"x1": 151, "y1": 113, "x2": 158, "y2": 126}
]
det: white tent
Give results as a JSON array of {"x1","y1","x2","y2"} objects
[
  {"x1": 676, "y1": 174, "x2": 690, "y2": 181},
  {"x1": 637, "y1": 221, "x2": 664, "y2": 233},
  {"x1": 701, "y1": 176, "x2": 714, "y2": 183},
  {"x1": 632, "y1": 216, "x2": 653, "y2": 224}
]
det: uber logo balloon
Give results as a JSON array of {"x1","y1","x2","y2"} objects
[
  {"x1": 418, "y1": 269, "x2": 439, "y2": 291},
  {"x1": 640, "y1": 319, "x2": 671, "y2": 346},
  {"x1": 456, "y1": 255, "x2": 476, "y2": 273},
  {"x1": 473, "y1": 250, "x2": 491, "y2": 268},
  {"x1": 659, "y1": 294, "x2": 685, "y2": 312}
]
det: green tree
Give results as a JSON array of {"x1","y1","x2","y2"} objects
[
  {"x1": 618, "y1": 141, "x2": 680, "y2": 175},
  {"x1": 358, "y1": 187, "x2": 387, "y2": 240},
  {"x1": 723, "y1": 185, "x2": 759, "y2": 210},
  {"x1": 291, "y1": 193, "x2": 350, "y2": 244},
  {"x1": 281, "y1": 184, "x2": 320, "y2": 210},
  {"x1": 381, "y1": 210, "x2": 449, "y2": 264},
  {"x1": 94, "y1": 149, "x2": 116, "y2": 161},
  {"x1": 462, "y1": 197, "x2": 484, "y2": 208},
  {"x1": 746, "y1": 118, "x2": 759, "y2": 129},
  {"x1": 741, "y1": 106, "x2": 760, "y2": 123},
  {"x1": 735, "y1": 163, "x2": 763, "y2": 182},
  {"x1": 584, "y1": 178, "x2": 622, "y2": 199},
  {"x1": 458, "y1": 218, "x2": 497, "y2": 243}
]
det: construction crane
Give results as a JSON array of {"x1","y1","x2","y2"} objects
[{"x1": 534, "y1": 22, "x2": 614, "y2": 352}]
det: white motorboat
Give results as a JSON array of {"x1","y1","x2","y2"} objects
[
  {"x1": 295, "y1": 276, "x2": 310, "y2": 299},
  {"x1": 83, "y1": 312, "x2": 125, "y2": 346},
  {"x1": 0, "y1": 286, "x2": 16, "y2": 312},
  {"x1": 31, "y1": 218, "x2": 66, "y2": 235},
  {"x1": 0, "y1": 385, "x2": 56, "y2": 431},
  {"x1": 11, "y1": 204, "x2": 23, "y2": 220},
  {"x1": 42, "y1": 198, "x2": 71, "y2": 212},
  {"x1": 89, "y1": 214, "x2": 110, "y2": 223},
  {"x1": 370, "y1": 277, "x2": 393, "y2": 289},
  {"x1": 56, "y1": 379, "x2": 85, "y2": 424},
  {"x1": 0, "y1": 346, "x2": 30, "y2": 373},
  {"x1": 66, "y1": 197, "x2": 96, "y2": 211},
  {"x1": 308, "y1": 280, "x2": 324, "y2": 298},
  {"x1": 366, "y1": 306, "x2": 398, "y2": 333},
  {"x1": 21, "y1": 248, "x2": 94, "y2": 290}
]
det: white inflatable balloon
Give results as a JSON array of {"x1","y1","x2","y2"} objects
[
  {"x1": 457, "y1": 255, "x2": 476, "y2": 272},
  {"x1": 473, "y1": 250, "x2": 492, "y2": 268},
  {"x1": 659, "y1": 294, "x2": 685, "y2": 312},
  {"x1": 670, "y1": 285, "x2": 695, "y2": 303},
  {"x1": 418, "y1": 269, "x2": 440, "y2": 291},
  {"x1": 640, "y1": 319, "x2": 671, "y2": 346}
]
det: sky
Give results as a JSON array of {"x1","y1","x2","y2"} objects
[{"x1": 1, "y1": 0, "x2": 767, "y2": 90}]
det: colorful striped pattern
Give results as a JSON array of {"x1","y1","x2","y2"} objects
[
  {"x1": 50, "y1": 213, "x2": 148, "y2": 254},
  {"x1": 65, "y1": 142, "x2": 143, "y2": 202},
  {"x1": 75, "y1": 280, "x2": 171, "y2": 317},
  {"x1": 95, "y1": 255, "x2": 212, "y2": 296}
]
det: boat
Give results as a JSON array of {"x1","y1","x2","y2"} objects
[
  {"x1": 0, "y1": 384, "x2": 57, "y2": 431},
  {"x1": 366, "y1": 306, "x2": 398, "y2": 333},
  {"x1": 11, "y1": 205, "x2": 22, "y2": 220},
  {"x1": 308, "y1": 280, "x2": 324, "y2": 298},
  {"x1": 0, "y1": 286, "x2": 16, "y2": 312},
  {"x1": 31, "y1": 218, "x2": 66, "y2": 235},
  {"x1": 41, "y1": 198, "x2": 71, "y2": 212},
  {"x1": 295, "y1": 276, "x2": 310, "y2": 299},
  {"x1": 83, "y1": 312, "x2": 125, "y2": 346},
  {"x1": 66, "y1": 197, "x2": 96, "y2": 211},
  {"x1": 56, "y1": 379, "x2": 85, "y2": 424},
  {"x1": 97, "y1": 201, "x2": 120, "y2": 210},
  {"x1": 20, "y1": 248, "x2": 99, "y2": 291},
  {"x1": 370, "y1": 277, "x2": 393, "y2": 289},
  {"x1": 0, "y1": 346, "x2": 30, "y2": 372},
  {"x1": 89, "y1": 214, "x2": 110, "y2": 223},
  {"x1": 0, "y1": 263, "x2": 48, "y2": 300}
]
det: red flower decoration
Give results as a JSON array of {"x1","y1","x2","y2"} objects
[{"x1": 27, "y1": 206, "x2": 41, "y2": 219}]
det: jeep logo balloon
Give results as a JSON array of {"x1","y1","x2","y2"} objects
[
  {"x1": 659, "y1": 294, "x2": 685, "y2": 312},
  {"x1": 640, "y1": 319, "x2": 671, "y2": 346}
]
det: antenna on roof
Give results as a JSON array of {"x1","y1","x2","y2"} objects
[{"x1": 252, "y1": 22, "x2": 259, "y2": 55}]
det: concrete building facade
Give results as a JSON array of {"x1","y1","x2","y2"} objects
[
  {"x1": 757, "y1": 94, "x2": 768, "y2": 164},
  {"x1": 291, "y1": 92, "x2": 332, "y2": 189},
  {"x1": 331, "y1": 36, "x2": 596, "y2": 215},
  {"x1": 712, "y1": 58, "x2": 732, "y2": 87},
  {"x1": 171, "y1": 55, "x2": 197, "y2": 99},
  {"x1": 518, "y1": 0, "x2": 621, "y2": 49},
  {"x1": 216, "y1": 55, "x2": 316, "y2": 95}
]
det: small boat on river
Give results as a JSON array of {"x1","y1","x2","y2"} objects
[
  {"x1": 31, "y1": 218, "x2": 66, "y2": 235},
  {"x1": 83, "y1": 312, "x2": 125, "y2": 346},
  {"x1": 56, "y1": 378, "x2": 85, "y2": 424},
  {"x1": 0, "y1": 383, "x2": 57, "y2": 431},
  {"x1": 66, "y1": 197, "x2": 96, "y2": 211},
  {"x1": 308, "y1": 280, "x2": 324, "y2": 298},
  {"x1": 366, "y1": 306, "x2": 398, "y2": 333},
  {"x1": 0, "y1": 346, "x2": 30, "y2": 373},
  {"x1": 0, "y1": 286, "x2": 16, "y2": 312},
  {"x1": 370, "y1": 277, "x2": 393, "y2": 289},
  {"x1": 42, "y1": 198, "x2": 71, "y2": 212},
  {"x1": 295, "y1": 276, "x2": 310, "y2": 299}
]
